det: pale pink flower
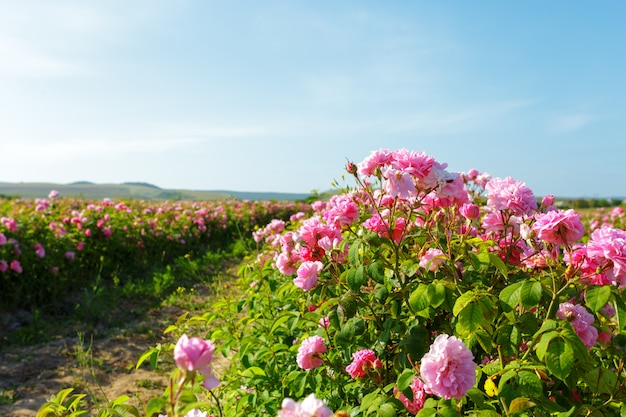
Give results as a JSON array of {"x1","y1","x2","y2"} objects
[
  {"x1": 10, "y1": 260, "x2": 22, "y2": 274},
  {"x1": 323, "y1": 196, "x2": 359, "y2": 227},
  {"x1": 276, "y1": 253, "x2": 298, "y2": 275},
  {"x1": 420, "y1": 334, "x2": 476, "y2": 400},
  {"x1": 394, "y1": 377, "x2": 427, "y2": 414},
  {"x1": 1, "y1": 217, "x2": 17, "y2": 233},
  {"x1": 426, "y1": 172, "x2": 469, "y2": 208},
  {"x1": 610, "y1": 206, "x2": 624, "y2": 220},
  {"x1": 420, "y1": 248, "x2": 446, "y2": 272},
  {"x1": 541, "y1": 194, "x2": 555, "y2": 208},
  {"x1": 532, "y1": 209, "x2": 584, "y2": 246},
  {"x1": 465, "y1": 168, "x2": 479, "y2": 181},
  {"x1": 293, "y1": 261, "x2": 323, "y2": 291},
  {"x1": 485, "y1": 177, "x2": 537, "y2": 215},
  {"x1": 382, "y1": 166, "x2": 416, "y2": 199},
  {"x1": 174, "y1": 334, "x2": 219, "y2": 390},
  {"x1": 391, "y1": 148, "x2": 436, "y2": 181},
  {"x1": 48, "y1": 189, "x2": 59, "y2": 199},
  {"x1": 278, "y1": 393, "x2": 333, "y2": 417},
  {"x1": 34, "y1": 243, "x2": 45, "y2": 259},
  {"x1": 586, "y1": 226, "x2": 626, "y2": 287},
  {"x1": 557, "y1": 302, "x2": 598, "y2": 349},
  {"x1": 358, "y1": 148, "x2": 394, "y2": 177},
  {"x1": 319, "y1": 316, "x2": 330, "y2": 328},
  {"x1": 459, "y1": 203, "x2": 480, "y2": 220},
  {"x1": 346, "y1": 349, "x2": 382, "y2": 379},
  {"x1": 296, "y1": 336, "x2": 326, "y2": 370}
]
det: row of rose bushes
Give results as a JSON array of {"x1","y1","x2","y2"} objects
[
  {"x1": 0, "y1": 194, "x2": 310, "y2": 312},
  {"x1": 39, "y1": 148, "x2": 626, "y2": 417},
  {"x1": 142, "y1": 150, "x2": 625, "y2": 417}
]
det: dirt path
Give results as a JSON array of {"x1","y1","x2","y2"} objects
[{"x1": 0, "y1": 268, "x2": 239, "y2": 417}]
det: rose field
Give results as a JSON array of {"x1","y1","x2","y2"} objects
[{"x1": 2, "y1": 148, "x2": 626, "y2": 417}]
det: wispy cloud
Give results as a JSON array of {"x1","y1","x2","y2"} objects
[
  {"x1": 551, "y1": 114, "x2": 595, "y2": 133},
  {"x1": 390, "y1": 100, "x2": 533, "y2": 135},
  {"x1": 3, "y1": 124, "x2": 270, "y2": 161}
]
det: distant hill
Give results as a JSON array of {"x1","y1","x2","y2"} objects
[{"x1": 0, "y1": 182, "x2": 312, "y2": 201}]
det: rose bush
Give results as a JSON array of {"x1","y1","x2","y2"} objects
[{"x1": 37, "y1": 147, "x2": 626, "y2": 417}]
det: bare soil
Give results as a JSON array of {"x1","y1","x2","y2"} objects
[{"x1": 0, "y1": 272, "x2": 238, "y2": 417}]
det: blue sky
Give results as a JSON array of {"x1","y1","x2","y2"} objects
[{"x1": 1, "y1": 1, "x2": 624, "y2": 197}]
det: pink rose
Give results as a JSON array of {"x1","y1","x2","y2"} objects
[
  {"x1": 556, "y1": 302, "x2": 598, "y2": 349},
  {"x1": 394, "y1": 377, "x2": 427, "y2": 414},
  {"x1": 419, "y1": 248, "x2": 446, "y2": 272},
  {"x1": 346, "y1": 349, "x2": 383, "y2": 379},
  {"x1": 420, "y1": 334, "x2": 476, "y2": 400},
  {"x1": 10, "y1": 260, "x2": 22, "y2": 274},
  {"x1": 459, "y1": 203, "x2": 480, "y2": 220},
  {"x1": 293, "y1": 261, "x2": 323, "y2": 291},
  {"x1": 296, "y1": 336, "x2": 327, "y2": 370},
  {"x1": 278, "y1": 393, "x2": 333, "y2": 417},
  {"x1": 485, "y1": 177, "x2": 537, "y2": 215},
  {"x1": 532, "y1": 209, "x2": 584, "y2": 246},
  {"x1": 174, "y1": 334, "x2": 219, "y2": 390}
]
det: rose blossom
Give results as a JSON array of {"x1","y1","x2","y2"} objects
[
  {"x1": 556, "y1": 302, "x2": 598, "y2": 349},
  {"x1": 296, "y1": 336, "x2": 327, "y2": 370},
  {"x1": 419, "y1": 248, "x2": 446, "y2": 272},
  {"x1": 174, "y1": 334, "x2": 219, "y2": 390},
  {"x1": 459, "y1": 203, "x2": 480, "y2": 220},
  {"x1": 394, "y1": 376, "x2": 427, "y2": 414},
  {"x1": 278, "y1": 393, "x2": 333, "y2": 417},
  {"x1": 532, "y1": 209, "x2": 584, "y2": 246},
  {"x1": 585, "y1": 226, "x2": 626, "y2": 287},
  {"x1": 346, "y1": 349, "x2": 383, "y2": 379},
  {"x1": 485, "y1": 177, "x2": 537, "y2": 215},
  {"x1": 420, "y1": 334, "x2": 476, "y2": 400},
  {"x1": 293, "y1": 261, "x2": 323, "y2": 291},
  {"x1": 9, "y1": 260, "x2": 22, "y2": 274}
]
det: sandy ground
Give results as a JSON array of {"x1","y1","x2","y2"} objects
[
  {"x1": 0, "y1": 270, "x2": 238, "y2": 417},
  {"x1": 0, "y1": 305, "x2": 184, "y2": 417}
]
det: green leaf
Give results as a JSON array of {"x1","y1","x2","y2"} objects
[
  {"x1": 241, "y1": 366, "x2": 267, "y2": 377},
  {"x1": 397, "y1": 369, "x2": 416, "y2": 392},
  {"x1": 508, "y1": 397, "x2": 536, "y2": 414},
  {"x1": 270, "y1": 312, "x2": 295, "y2": 334},
  {"x1": 409, "y1": 285, "x2": 430, "y2": 312},
  {"x1": 458, "y1": 303, "x2": 484, "y2": 334},
  {"x1": 347, "y1": 265, "x2": 366, "y2": 291},
  {"x1": 520, "y1": 280, "x2": 542, "y2": 309},
  {"x1": 427, "y1": 282, "x2": 447, "y2": 308},
  {"x1": 145, "y1": 398, "x2": 167, "y2": 417},
  {"x1": 535, "y1": 330, "x2": 559, "y2": 361},
  {"x1": 349, "y1": 239, "x2": 362, "y2": 265},
  {"x1": 499, "y1": 281, "x2": 522, "y2": 312},
  {"x1": 453, "y1": 291, "x2": 476, "y2": 316},
  {"x1": 488, "y1": 253, "x2": 508, "y2": 278},
  {"x1": 517, "y1": 371, "x2": 543, "y2": 397},
  {"x1": 584, "y1": 368, "x2": 618, "y2": 395},
  {"x1": 585, "y1": 285, "x2": 612, "y2": 313},
  {"x1": 377, "y1": 403, "x2": 397, "y2": 417},
  {"x1": 368, "y1": 261, "x2": 386, "y2": 283},
  {"x1": 545, "y1": 337, "x2": 574, "y2": 380}
]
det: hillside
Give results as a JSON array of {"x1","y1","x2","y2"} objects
[{"x1": 0, "y1": 182, "x2": 312, "y2": 201}]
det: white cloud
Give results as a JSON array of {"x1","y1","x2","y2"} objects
[
  {"x1": 390, "y1": 100, "x2": 533, "y2": 135},
  {"x1": 2, "y1": 124, "x2": 270, "y2": 162},
  {"x1": 551, "y1": 114, "x2": 595, "y2": 133}
]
